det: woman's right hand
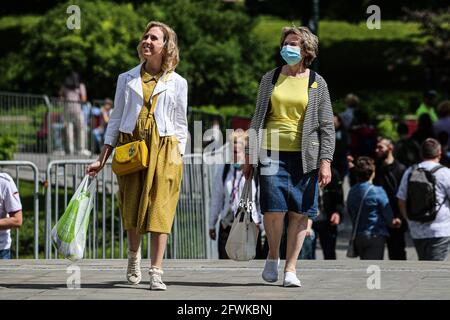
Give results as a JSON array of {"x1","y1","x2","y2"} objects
[{"x1": 86, "y1": 160, "x2": 104, "y2": 177}]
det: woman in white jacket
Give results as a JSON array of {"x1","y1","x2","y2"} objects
[
  {"x1": 209, "y1": 130, "x2": 263, "y2": 259},
  {"x1": 86, "y1": 21, "x2": 188, "y2": 291}
]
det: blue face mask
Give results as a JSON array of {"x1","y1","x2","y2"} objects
[
  {"x1": 280, "y1": 45, "x2": 302, "y2": 66},
  {"x1": 233, "y1": 163, "x2": 242, "y2": 170}
]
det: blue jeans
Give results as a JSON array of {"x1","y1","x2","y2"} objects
[
  {"x1": 258, "y1": 150, "x2": 319, "y2": 217},
  {"x1": 0, "y1": 249, "x2": 11, "y2": 259}
]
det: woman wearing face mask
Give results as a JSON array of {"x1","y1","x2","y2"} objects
[
  {"x1": 208, "y1": 130, "x2": 263, "y2": 259},
  {"x1": 86, "y1": 21, "x2": 188, "y2": 291},
  {"x1": 243, "y1": 26, "x2": 335, "y2": 287}
]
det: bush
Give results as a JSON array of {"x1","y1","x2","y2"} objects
[{"x1": 0, "y1": 135, "x2": 18, "y2": 160}]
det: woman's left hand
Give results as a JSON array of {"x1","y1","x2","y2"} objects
[{"x1": 318, "y1": 160, "x2": 332, "y2": 188}]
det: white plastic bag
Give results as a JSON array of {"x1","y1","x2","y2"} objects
[
  {"x1": 51, "y1": 175, "x2": 96, "y2": 261},
  {"x1": 225, "y1": 178, "x2": 259, "y2": 261}
]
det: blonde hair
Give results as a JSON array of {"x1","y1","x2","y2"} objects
[
  {"x1": 137, "y1": 21, "x2": 179, "y2": 72},
  {"x1": 280, "y1": 26, "x2": 318, "y2": 67}
]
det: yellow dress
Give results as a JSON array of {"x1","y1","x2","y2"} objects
[{"x1": 116, "y1": 66, "x2": 183, "y2": 234}]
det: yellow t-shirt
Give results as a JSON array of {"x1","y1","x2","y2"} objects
[{"x1": 262, "y1": 73, "x2": 309, "y2": 151}]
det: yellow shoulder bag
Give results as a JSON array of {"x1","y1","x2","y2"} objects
[{"x1": 112, "y1": 91, "x2": 158, "y2": 176}]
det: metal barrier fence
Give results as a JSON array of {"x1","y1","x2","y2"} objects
[
  {"x1": 44, "y1": 154, "x2": 211, "y2": 259},
  {"x1": 0, "y1": 161, "x2": 40, "y2": 259},
  {"x1": 46, "y1": 98, "x2": 112, "y2": 157},
  {"x1": 1, "y1": 90, "x2": 231, "y2": 167}
]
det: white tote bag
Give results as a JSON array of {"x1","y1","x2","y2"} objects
[
  {"x1": 225, "y1": 177, "x2": 259, "y2": 261},
  {"x1": 51, "y1": 175, "x2": 96, "y2": 261}
]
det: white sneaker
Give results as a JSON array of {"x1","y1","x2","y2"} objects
[
  {"x1": 283, "y1": 271, "x2": 301, "y2": 287},
  {"x1": 126, "y1": 249, "x2": 142, "y2": 285},
  {"x1": 262, "y1": 258, "x2": 280, "y2": 283},
  {"x1": 149, "y1": 267, "x2": 167, "y2": 291}
]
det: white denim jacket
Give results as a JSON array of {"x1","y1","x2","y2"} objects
[{"x1": 104, "y1": 63, "x2": 188, "y2": 155}]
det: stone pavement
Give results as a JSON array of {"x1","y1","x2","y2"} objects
[{"x1": 1, "y1": 258, "x2": 450, "y2": 300}]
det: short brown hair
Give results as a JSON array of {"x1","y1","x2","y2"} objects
[
  {"x1": 279, "y1": 26, "x2": 318, "y2": 67},
  {"x1": 354, "y1": 156, "x2": 375, "y2": 182},
  {"x1": 344, "y1": 93, "x2": 360, "y2": 108}
]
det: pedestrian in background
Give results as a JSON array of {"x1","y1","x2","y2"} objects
[
  {"x1": 434, "y1": 100, "x2": 450, "y2": 149},
  {"x1": 0, "y1": 173, "x2": 23, "y2": 259},
  {"x1": 209, "y1": 130, "x2": 263, "y2": 259},
  {"x1": 394, "y1": 122, "x2": 421, "y2": 168},
  {"x1": 374, "y1": 137, "x2": 407, "y2": 260},
  {"x1": 312, "y1": 166, "x2": 343, "y2": 259},
  {"x1": 59, "y1": 71, "x2": 91, "y2": 156},
  {"x1": 416, "y1": 90, "x2": 438, "y2": 123},
  {"x1": 347, "y1": 157, "x2": 402, "y2": 260},
  {"x1": 332, "y1": 113, "x2": 349, "y2": 179},
  {"x1": 397, "y1": 138, "x2": 450, "y2": 261},
  {"x1": 340, "y1": 93, "x2": 360, "y2": 131}
]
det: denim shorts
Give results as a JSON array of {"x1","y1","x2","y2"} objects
[{"x1": 258, "y1": 149, "x2": 319, "y2": 217}]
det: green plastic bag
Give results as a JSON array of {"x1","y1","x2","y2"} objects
[{"x1": 51, "y1": 175, "x2": 96, "y2": 261}]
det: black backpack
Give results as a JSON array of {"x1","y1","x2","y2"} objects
[{"x1": 406, "y1": 164, "x2": 447, "y2": 223}]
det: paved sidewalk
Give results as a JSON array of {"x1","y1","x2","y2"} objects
[{"x1": 1, "y1": 259, "x2": 450, "y2": 300}]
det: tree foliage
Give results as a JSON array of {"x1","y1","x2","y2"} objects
[{"x1": 0, "y1": 0, "x2": 272, "y2": 107}]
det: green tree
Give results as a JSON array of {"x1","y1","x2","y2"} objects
[
  {"x1": 141, "y1": 0, "x2": 272, "y2": 106},
  {"x1": 407, "y1": 7, "x2": 450, "y2": 97},
  {"x1": 0, "y1": 0, "x2": 145, "y2": 97},
  {"x1": 0, "y1": 0, "x2": 272, "y2": 107}
]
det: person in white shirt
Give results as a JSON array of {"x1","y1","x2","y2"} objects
[
  {"x1": 209, "y1": 130, "x2": 263, "y2": 259},
  {"x1": 397, "y1": 138, "x2": 450, "y2": 261},
  {"x1": 0, "y1": 173, "x2": 23, "y2": 259}
]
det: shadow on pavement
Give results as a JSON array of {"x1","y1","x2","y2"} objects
[{"x1": 0, "y1": 281, "x2": 149, "y2": 290}]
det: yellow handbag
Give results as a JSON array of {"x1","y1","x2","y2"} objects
[
  {"x1": 112, "y1": 139, "x2": 149, "y2": 176},
  {"x1": 112, "y1": 84, "x2": 158, "y2": 176},
  {"x1": 111, "y1": 71, "x2": 172, "y2": 176}
]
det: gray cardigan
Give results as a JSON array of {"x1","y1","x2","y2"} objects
[{"x1": 247, "y1": 67, "x2": 335, "y2": 174}]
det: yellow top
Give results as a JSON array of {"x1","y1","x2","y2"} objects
[
  {"x1": 141, "y1": 65, "x2": 163, "y2": 109},
  {"x1": 262, "y1": 73, "x2": 309, "y2": 151}
]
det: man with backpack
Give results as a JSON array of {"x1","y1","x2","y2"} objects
[{"x1": 397, "y1": 138, "x2": 450, "y2": 261}]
